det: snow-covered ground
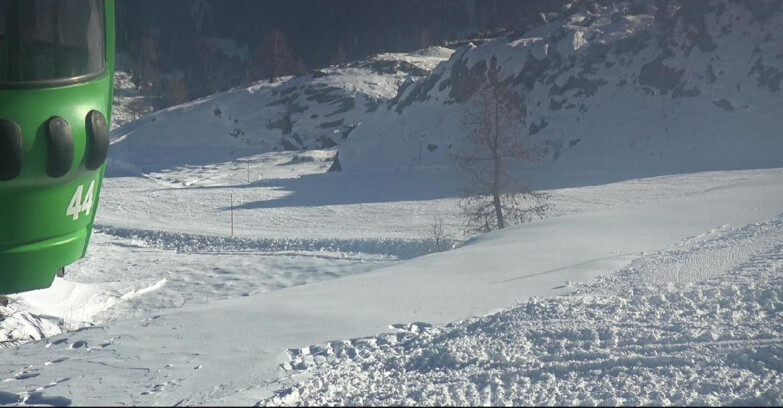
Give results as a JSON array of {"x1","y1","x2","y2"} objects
[
  {"x1": 2, "y1": 1, "x2": 783, "y2": 405},
  {"x1": 264, "y1": 214, "x2": 783, "y2": 406},
  {"x1": 1, "y1": 162, "x2": 781, "y2": 406}
]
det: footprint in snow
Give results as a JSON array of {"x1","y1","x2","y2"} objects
[
  {"x1": 69, "y1": 340, "x2": 88, "y2": 349},
  {"x1": 45, "y1": 338, "x2": 68, "y2": 348},
  {"x1": 141, "y1": 380, "x2": 176, "y2": 395},
  {"x1": 45, "y1": 357, "x2": 70, "y2": 366},
  {"x1": 40, "y1": 377, "x2": 71, "y2": 390},
  {"x1": 14, "y1": 372, "x2": 40, "y2": 380},
  {"x1": 41, "y1": 383, "x2": 56, "y2": 390}
]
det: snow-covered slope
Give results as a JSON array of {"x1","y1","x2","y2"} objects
[
  {"x1": 109, "y1": 1, "x2": 783, "y2": 189},
  {"x1": 343, "y1": 0, "x2": 783, "y2": 177},
  {"x1": 0, "y1": 169, "x2": 781, "y2": 405},
  {"x1": 108, "y1": 47, "x2": 454, "y2": 174},
  {"x1": 265, "y1": 218, "x2": 783, "y2": 406}
]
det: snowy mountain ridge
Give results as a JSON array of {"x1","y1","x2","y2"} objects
[
  {"x1": 109, "y1": 46, "x2": 453, "y2": 173},
  {"x1": 111, "y1": 0, "x2": 783, "y2": 183},
  {"x1": 343, "y1": 0, "x2": 783, "y2": 175}
]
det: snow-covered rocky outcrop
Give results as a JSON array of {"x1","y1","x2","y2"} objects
[
  {"x1": 108, "y1": 47, "x2": 453, "y2": 173},
  {"x1": 110, "y1": 1, "x2": 783, "y2": 182},
  {"x1": 343, "y1": 0, "x2": 783, "y2": 176}
]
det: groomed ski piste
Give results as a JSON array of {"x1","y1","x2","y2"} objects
[{"x1": 2, "y1": 1, "x2": 783, "y2": 405}]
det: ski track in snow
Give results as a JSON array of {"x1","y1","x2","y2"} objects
[{"x1": 260, "y1": 217, "x2": 783, "y2": 406}]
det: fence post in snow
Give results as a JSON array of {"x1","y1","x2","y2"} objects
[{"x1": 230, "y1": 193, "x2": 234, "y2": 237}]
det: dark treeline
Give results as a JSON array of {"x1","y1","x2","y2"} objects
[{"x1": 116, "y1": 0, "x2": 564, "y2": 109}]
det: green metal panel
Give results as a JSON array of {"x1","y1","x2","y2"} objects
[{"x1": 0, "y1": 0, "x2": 115, "y2": 294}]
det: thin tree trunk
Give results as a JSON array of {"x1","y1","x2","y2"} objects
[
  {"x1": 493, "y1": 163, "x2": 504, "y2": 229},
  {"x1": 269, "y1": 32, "x2": 278, "y2": 83},
  {"x1": 493, "y1": 95, "x2": 505, "y2": 230}
]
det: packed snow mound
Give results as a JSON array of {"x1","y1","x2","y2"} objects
[
  {"x1": 107, "y1": 47, "x2": 454, "y2": 174},
  {"x1": 341, "y1": 0, "x2": 783, "y2": 177},
  {"x1": 261, "y1": 217, "x2": 783, "y2": 406}
]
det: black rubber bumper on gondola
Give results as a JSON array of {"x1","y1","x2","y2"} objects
[
  {"x1": 0, "y1": 119, "x2": 23, "y2": 181},
  {"x1": 46, "y1": 116, "x2": 74, "y2": 178}
]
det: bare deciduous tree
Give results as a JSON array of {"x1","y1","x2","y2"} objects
[
  {"x1": 455, "y1": 56, "x2": 549, "y2": 235},
  {"x1": 196, "y1": 38, "x2": 237, "y2": 96}
]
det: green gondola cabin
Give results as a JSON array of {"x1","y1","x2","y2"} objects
[{"x1": 0, "y1": 0, "x2": 115, "y2": 294}]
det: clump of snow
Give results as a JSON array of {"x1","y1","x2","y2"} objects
[{"x1": 0, "y1": 305, "x2": 63, "y2": 347}]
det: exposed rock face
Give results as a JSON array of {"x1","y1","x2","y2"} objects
[
  {"x1": 398, "y1": 1, "x2": 783, "y2": 110},
  {"x1": 263, "y1": 47, "x2": 454, "y2": 151},
  {"x1": 349, "y1": 0, "x2": 783, "y2": 175}
]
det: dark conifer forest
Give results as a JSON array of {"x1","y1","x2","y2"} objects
[{"x1": 116, "y1": 0, "x2": 562, "y2": 107}]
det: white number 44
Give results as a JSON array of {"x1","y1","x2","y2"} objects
[{"x1": 66, "y1": 180, "x2": 95, "y2": 221}]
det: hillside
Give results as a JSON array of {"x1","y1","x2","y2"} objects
[
  {"x1": 112, "y1": 1, "x2": 783, "y2": 185},
  {"x1": 342, "y1": 0, "x2": 783, "y2": 182},
  {"x1": 114, "y1": 0, "x2": 566, "y2": 105},
  {"x1": 109, "y1": 47, "x2": 453, "y2": 175}
]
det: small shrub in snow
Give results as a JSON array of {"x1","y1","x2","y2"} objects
[{"x1": 418, "y1": 215, "x2": 455, "y2": 253}]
